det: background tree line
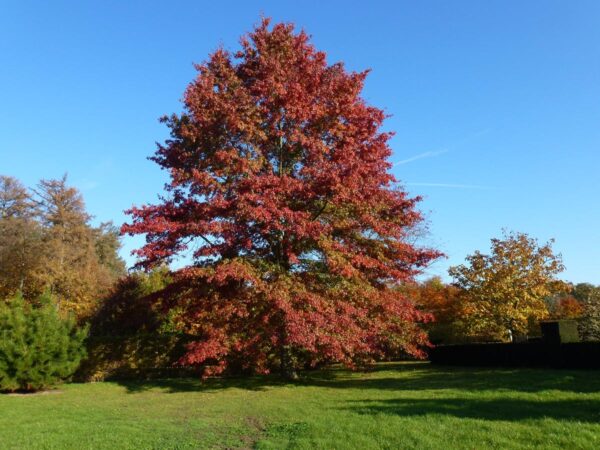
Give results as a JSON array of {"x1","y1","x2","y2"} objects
[
  {"x1": 410, "y1": 232, "x2": 600, "y2": 344},
  {"x1": 0, "y1": 174, "x2": 125, "y2": 320},
  {"x1": 3, "y1": 172, "x2": 599, "y2": 351},
  {"x1": 2, "y1": 171, "x2": 600, "y2": 387}
]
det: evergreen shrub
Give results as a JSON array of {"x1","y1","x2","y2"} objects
[{"x1": 0, "y1": 293, "x2": 87, "y2": 392}]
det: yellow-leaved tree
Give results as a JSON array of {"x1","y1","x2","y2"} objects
[{"x1": 449, "y1": 231, "x2": 566, "y2": 342}]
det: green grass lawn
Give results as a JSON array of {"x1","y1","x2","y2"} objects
[{"x1": 1, "y1": 362, "x2": 599, "y2": 449}]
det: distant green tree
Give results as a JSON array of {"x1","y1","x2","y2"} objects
[
  {"x1": 0, "y1": 292, "x2": 88, "y2": 392},
  {"x1": 573, "y1": 283, "x2": 600, "y2": 341},
  {"x1": 93, "y1": 222, "x2": 127, "y2": 279}
]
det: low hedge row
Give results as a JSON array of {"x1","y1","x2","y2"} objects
[
  {"x1": 75, "y1": 334, "x2": 202, "y2": 382},
  {"x1": 429, "y1": 342, "x2": 600, "y2": 369}
]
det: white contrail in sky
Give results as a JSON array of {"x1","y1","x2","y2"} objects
[
  {"x1": 393, "y1": 127, "x2": 492, "y2": 166},
  {"x1": 393, "y1": 149, "x2": 448, "y2": 166},
  {"x1": 406, "y1": 182, "x2": 492, "y2": 190}
]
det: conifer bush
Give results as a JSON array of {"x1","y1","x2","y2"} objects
[{"x1": 0, "y1": 293, "x2": 87, "y2": 392}]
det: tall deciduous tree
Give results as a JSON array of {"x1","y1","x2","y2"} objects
[
  {"x1": 449, "y1": 231, "x2": 565, "y2": 341},
  {"x1": 123, "y1": 19, "x2": 441, "y2": 378},
  {"x1": 0, "y1": 176, "x2": 45, "y2": 297},
  {"x1": 0, "y1": 176, "x2": 34, "y2": 218},
  {"x1": 0, "y1": 174, "x2": 126, "y2": 318},
  {"x1": 34, "y1": 176, "x2": 124, "y2": 318}
]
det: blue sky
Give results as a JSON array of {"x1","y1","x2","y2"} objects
[{"x1": 1, "y1": 1, "x2": 599, "y2": 283}]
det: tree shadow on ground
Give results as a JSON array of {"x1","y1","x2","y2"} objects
[
  {"x1": 343, "y1": 396, "x2": 600, "y2": 423},
  {"x1": 110, "y1": 362, "x2": 600, "y2": 394},
  {"x1": 301, "y1": 363, "x2": 600, "y2": 393},
  {"x1": 113, "y1": 374, "x2": 289, "y2": 394}
]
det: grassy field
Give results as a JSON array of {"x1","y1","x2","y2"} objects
[{"x1": 1, "y1": 362, "x2": 599, "y2": 449}]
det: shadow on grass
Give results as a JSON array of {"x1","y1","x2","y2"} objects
[
  {"x1": 344, "y1": 397, "x2": 600, "y2": 423},
  {"x1": 302, "y1": 363, "x2": 600, "y2": 393},
  {"x1": 111, "y1": 362, "x2": 600, "y2": 395},
  {"x1": 114, "y1": 375, "x2": 290, "y2": 394}
]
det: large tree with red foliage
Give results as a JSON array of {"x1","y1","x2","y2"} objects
[{"x1": 123, "y1": 19, "x2": 440, "y2": 378}]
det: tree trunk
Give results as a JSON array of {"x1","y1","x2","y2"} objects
[
  {"x1": 507, "y1": 328, "x2": 514, "y2": 343},
  {"x1": 280, "y1": 345, "x2": 298, "y2": 380}
]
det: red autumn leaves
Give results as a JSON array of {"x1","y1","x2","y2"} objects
[{"x1": 123, "y1": 19, "x2": 440, "y2": 377}]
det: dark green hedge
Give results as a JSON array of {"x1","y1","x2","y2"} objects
[
  {"x1": 540, "y1": 320, "x2": 580, "y2": 344},
  {"x1": 429, "y1": 342, "x2": 600, "y2": 369},
  {"x1": 75, "y1": 334, "x2": 202, "y2": 381}
]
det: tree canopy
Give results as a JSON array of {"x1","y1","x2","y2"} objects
[
  {"x1": 449, "y1": 231, "x2": 565, "y2": 341},
  {"x1": 123, "y1": 19, "x2": 441, "y2": 377}
]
